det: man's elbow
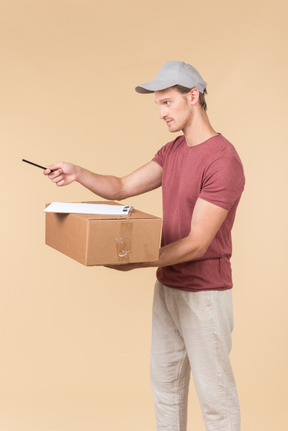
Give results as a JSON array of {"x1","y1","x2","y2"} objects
[
  {"x1": 112, "y1": 188, "x2": 130, "y2": 201},
  {"x1": 105, "y1": 178, "x2": 129, "y2": 201},
  {"x1": 193, "y1": 244, "x2": 208, "y2": 259},
  {"x1": 186, "y1": 236, "x2": 210, "y2": 260}
]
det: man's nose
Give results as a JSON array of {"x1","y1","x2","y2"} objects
[{"x1": 160, "y1": 106, "x2": 167, "y2": 119}]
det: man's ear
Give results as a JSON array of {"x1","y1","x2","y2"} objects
[{"x1": 188, "y1": 88, "x2": 200, "y2": 106}]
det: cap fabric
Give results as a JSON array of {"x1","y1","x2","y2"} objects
[{"x1": 135, "y1": 61, "x2": 207, "y2": 94}]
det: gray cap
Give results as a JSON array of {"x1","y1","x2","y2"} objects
[{"x1": 135, "y1": 61, "x2": 207, "y2": 94}]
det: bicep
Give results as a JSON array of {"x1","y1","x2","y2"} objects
[
  {"x1": 189, "y1": 198, "x2": 228, "y2": 254},
  {"x1": 121, "y1": 161, "x2": 162, "y2": 198}
]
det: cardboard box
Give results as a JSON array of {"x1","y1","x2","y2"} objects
[{"x1": 45, "y1": 201, "x2": 162, "y2": 266}]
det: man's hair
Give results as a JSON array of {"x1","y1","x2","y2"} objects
[{"x1": 173, "y1": 85, "x2": 208, "y2": 111}]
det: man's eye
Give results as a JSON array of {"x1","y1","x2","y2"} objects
[{"x1": 165, "y1": 101, "x2": 170, "y2": 106}]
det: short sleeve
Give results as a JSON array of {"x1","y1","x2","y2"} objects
[
  {"x1": 152, "y1": 146, "x2": 165, "y2": 168},
  {"x1": 200, "y1": 155, "x2": 245, "y2": 210},
  {"x1": 152, "y1": 136, "x2": 183, "y2": 168}
]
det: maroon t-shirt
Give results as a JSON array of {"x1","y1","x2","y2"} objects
[{"x1": 153, "y1": 133, "x2": 245, "y2": 292}]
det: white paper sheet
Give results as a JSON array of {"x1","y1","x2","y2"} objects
[{"x1": 44, "y1": 202, "x2": 132, "y2": 215}]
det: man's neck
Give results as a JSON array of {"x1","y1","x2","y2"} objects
[{"x1": 183, "y1": 109, "x2": 218, "y2": 147}]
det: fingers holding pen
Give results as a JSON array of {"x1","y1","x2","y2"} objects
[
  {"x1": 43, "y1": 162, "x2": 78, "y2": 186},
  {"x1": 50, "y1": 169, "x2": 64, "y2": 186},
  {"x1": 44, "y1": 164, "x2": 64, "y2": 186}
]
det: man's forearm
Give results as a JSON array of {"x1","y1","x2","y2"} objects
[
  {"x1": 76, "y1": 166, "x2": 125, "y2": 200},
  {"x1": 140, "y1": 235, "x2": 206, "y2": 270},
  {"x1": 158, "y1": 236, "x2": 206, "y2": 266},
  {"x1": 104, "y1": 235, "x2": 206, "y2": 272}
]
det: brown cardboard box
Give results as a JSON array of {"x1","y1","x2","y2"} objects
[{"x1": 45, "y1": 201, "x2": 162, "y2": 266}]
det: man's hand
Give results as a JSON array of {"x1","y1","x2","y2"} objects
[
  {"x1": 104, "y1": 261, "x2": 158, "y2": 271},
  {"x1": 44, "y1": 162, "x2": 79, "y2": 186}
]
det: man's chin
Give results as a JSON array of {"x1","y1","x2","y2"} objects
[{"x1": 167, "y1": 125, "x2": 181, "y2": 133}]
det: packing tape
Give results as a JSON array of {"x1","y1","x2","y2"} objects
[{"x1": 115, "y1": 221, "x2": 133, "y2": 263}]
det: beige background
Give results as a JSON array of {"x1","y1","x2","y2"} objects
[{"x1": 1, "y1": 0, "x2": 287, "y2": 430}]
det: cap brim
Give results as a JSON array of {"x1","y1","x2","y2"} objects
[{"x1": 135, "y1": 79, "x2": 178, "y2": 94}]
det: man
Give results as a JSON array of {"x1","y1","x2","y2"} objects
[{"x1": 44, "y1": 61, "x2": 245, "y2": 431}]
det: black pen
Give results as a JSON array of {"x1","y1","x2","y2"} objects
[{"x1": 22, "y1": 159, "x2": 53, "y2": 172}]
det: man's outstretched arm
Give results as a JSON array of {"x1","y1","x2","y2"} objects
[{"x1": 44, "y1": 161, "x2": 163, "y2": 201}]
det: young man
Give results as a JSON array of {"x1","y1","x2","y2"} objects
[{"x1": 44, "y1": 61, "x2": 245, "y2": 431}]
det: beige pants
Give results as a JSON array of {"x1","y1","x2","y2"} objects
[{"x1": 151, "y1": 281, "x2": 240, "y2": 431}]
